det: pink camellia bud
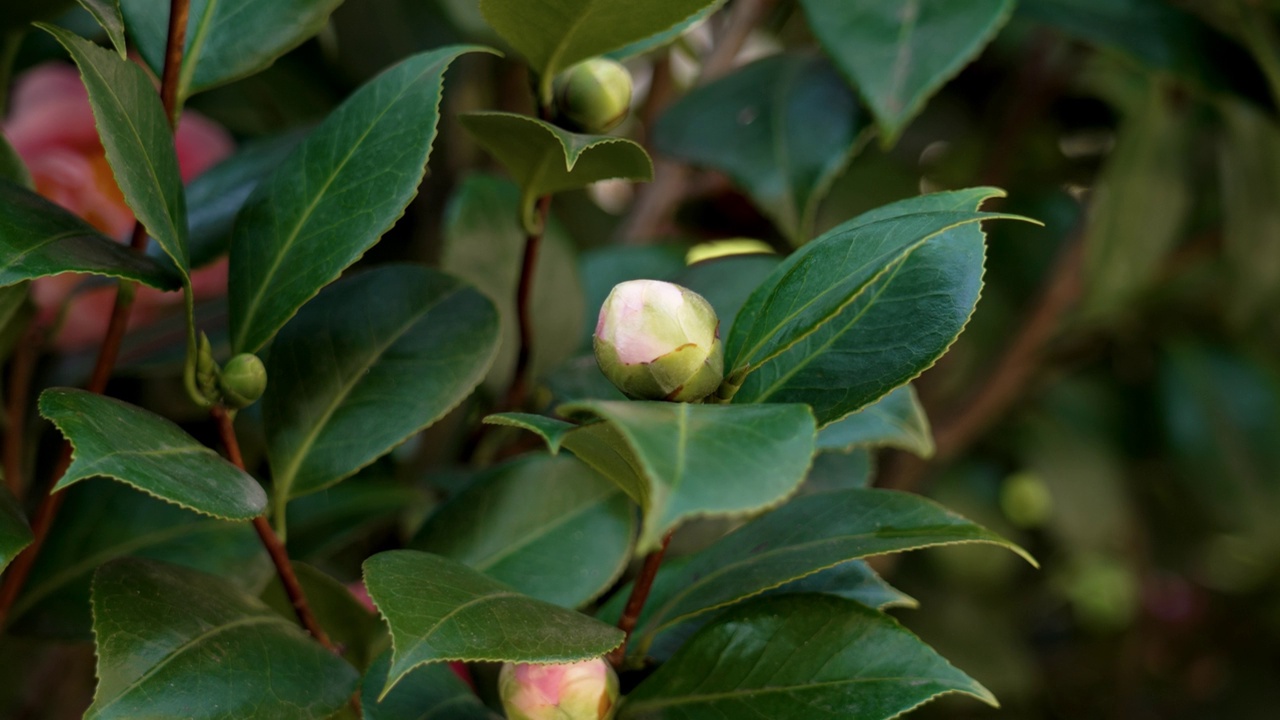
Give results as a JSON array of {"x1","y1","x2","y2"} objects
[
  {"x1": 593, "y1": 279, "x2": 724, "y2": 402},
  {"x1": 498, "y1": 659, "x2": 619, "y2": 720}
]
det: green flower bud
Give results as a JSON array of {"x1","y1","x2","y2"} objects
[
  {"x1": 218, "y1": 353, "x2": 267, "y2": 409},
  {"x1": 499, "y1": 660, "x2": 618, "y2": 720},
  {"x1": 553, "y1": 58, "x2": 633, "y2": 134},
  {"x1": 594, "y1": 279, "x2": 723, "y2": 402}
]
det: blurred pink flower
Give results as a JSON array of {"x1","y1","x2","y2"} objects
[{"x1": 3, "y1": 62, "x2": 234, "y2": 350}]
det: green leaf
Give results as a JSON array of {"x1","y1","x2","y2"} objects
[
  {"x1": 728, "y1": 190, "x2": 1029, "y2": 426},
  {"x1": 0, "y1": 485, "x2": 32, "y2": 574},
  {"x1": 553, "y1": 401, "x2": 817, "y2": 553},
  {"x1": 804, "y1": 448, "x2": 874, "y2": 493},
  {"x1": 1219, "y1": 100, "x2": 1280, "y2": 323},
  {"x1": 184, "y1": 130, "x2": 307, "y2": 268},
  {"x1": 285, "y1": 477, "x2": 422, "y2": 571},
  {"x1": 460, "y1": 112, "x2": 653, "y2": 234},
  {"x1": 479, "y1": 0, "x2": 721, "y2": 104},
  {"x1": 11, "y1": 479, "x2": 268, "y2": 638},
  {"x1": 0, "y1": 134, "x2": 33, "y2": 188},
  {"x1": 442, "y1": 174, "x2": 585, "y2": 392},
  {"x1": 621, "y1": 488, "x2": 1033, "y2": 652},
  {"x1": 263, "y1": 265, "x2": 499, "y2": 514},
  {"x1": 121, "y1": 0, "x2": 345, "y2": 99},
  {"x1": 617, "y1": 594, "x2": 996, "y2": 719},
  {"x1": 411, "y1": 453, "x2": 634, "y2": 608},
  {"x1": 483, "y1": 413, "x2": 577, "y2": 454},
  {"x1": 800, "y1": 0, "x2": 1015, "y2": 144},
  {"x1": 229, "y1": 46, "x2": 486, "y2": 354},
  {"x1": 673, "y1": 254, "x2": 780, "y2": 341},
  {"x1": 39, "y1": 388, "x2": 267, "y2": 520},
  {"x1": 41, "y1": 24, "x2": 190, "y2": 275},
  {"x1": 817, "y1": 384, "x2": 934, "y2": 457},
  {"x1": 77, "y1": 0, "x2": 126, "y2": 58},
  {"x1": 261, "y1": 562, "x2": 385, "y2": 671},
  {"x1": 363, "y1": 650, "x2": 499, "y2": 720},
  {"x1": 362, "y1": 550, "x2": 624, "y2": 698},
  {"x1": 0, "y1": 180, "x2": 181, "y2": 290},
  {"x1": 87, "y1": 558, "x2": 358, "y2": 720},
  {"x1": 608, "y1": 0, "x2": 725, "y2": 60},
  {"x1": 653, "y1": 53, "x2": 868, "y2": 244}
]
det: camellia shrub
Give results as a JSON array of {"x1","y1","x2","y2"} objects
[{"x1": 0, "y1": 0, "x2": 1062, "y2": 718}]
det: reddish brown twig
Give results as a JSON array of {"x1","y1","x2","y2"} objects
[
  {"x1": 608, "y1": 532, "x2": 673, "y2": 668},
  {"x1": 211, "y1": 407, "x2": 338, "y2": 652},
  {"x1": 502, "y1": 194, "x2": 553, "y2": 413},
  {"x1": 159, "y1": 0, "x2": 190, "y2": 128},
  {"x1": 4, "y1": 324, "x2": 43, "y2": 497}
]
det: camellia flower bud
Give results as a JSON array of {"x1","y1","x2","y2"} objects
[
  {"x1": 218, "y1": 353, "x2": 268, "y2": 409},
  {"x1": 498, "y1": 659, "x2": 619, "y2": 720},
  {"x1": 594, "y1": 279, "x2": 724, "y2": 402},
  {"x1": 553, "y1": 58, "x2": 633, "y2": 134}
]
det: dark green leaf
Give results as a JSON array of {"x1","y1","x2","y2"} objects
[
  {"x1": 261, "y1": 562, "x2": 385, "y2": 671},
  {"x1": 263, "y1": 265, "x2": 499, "y2": 513},
  {"x1": 442, "y1": 175, "x2": 585, "y2": 392},
  {"x1": 285, "y1": 478, "x2": 423, "y2": 571},
  {"x1": 618, "y1": 594, "x2": 996, "y2": 719},
  {"x1": 11, "y1": 479, "x2": 268, "y2": 639},
  {"x1": 122, "y1": 0, "x2": 345, "y2": 98},
  {"x1": 0, "y1": 486, "x2": 31, "y2": 574},
  {"x1": 40, "y1": 388, "x2": 267, "y2": 520},
  {"x1": 41, "y1": 25, "x2": 190, "y2": 275},
  {"x1": 803, "y1": 448, "x2": 874, "y2": 494},
  {"x1": 76, "y1": 0, "x2": 126, "y2": 57},
  {"x1": 87, "y1": 558, "x2": 358, "y2": 719},
  {"x1": 230, "y1": 46, "x2": 486, "y2": 353},
  {"x1": 654, "y1": 53, "x2": 868, "y2": 243},
  {"x1": 362, "y1": 550, "x2": 624, "y2": 698},
  {"x1": 817, "y1": 384, "x2": 934, "y2": 457},
  {"x1": 412, "y1": 453, "x2": 633, "y2": 608},
  {"x1": 483, "y1": 413, "x2": 577, "y2": 454},
  {"x1": 460, "y1": 112, "x2": 653, "y2": 234},
  {"x1": 363, "y1": 650, "x2": 498, "y2": 720},
  {"x1": 0, "y1": 180, "x2": 181, "y2": 290},
  {"x1": 800, "y1": 0, "x2": 1015, "y2": 143},
  {"x1": 0, "y1": 134, "x2": 32, "y2": 188},
  {"x1": 554, "y1": 401, "x2": 817, "y2": 553},
  {"x1": 608, "y1": 1, "x2": 725, "y2": 60},
  {"x1": 479, "y1": 0, "x2": 721, "y2": 103},
  {"x1": 621, "y1": 488, "x2": 1033, "y2": 653}
]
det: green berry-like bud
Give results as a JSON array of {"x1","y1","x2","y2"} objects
[
  {"x1": 195, "y1": 332, "x2": 220, "y2": 404},
  {"x1": 499, "y1": 660, "x2": 619, "y2": 720},
  {"x1": 554, "y1": 58, "x2": 633, "y2": 133},
  {"x1": 218, "y1": 353, "x2": 267, "y2": 409},
  {"x1": 594, "y1": 279, "x2": 724, "y2": 402}
]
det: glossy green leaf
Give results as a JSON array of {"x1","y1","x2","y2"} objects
[
  {"x1": 621, "y1": 488, "x2": 1033, "y2": 652},
  {"x1": 483, "y1": 413, "x2": 577, "y2": 454},
  {"x1": 363, "y1": 650, "x2": 498, "y2": 720},
  {"x1": 263, "y1": 265, "x2": 499, "y2": 514},
  {"x1": 0, "y1": 134, "x2": 33, "y2": 188},
  {"x1": 77, "y1": 0, "x2": 126, "y2": 57},
  {"x1": 11, "y1": 479, "x2": 268, "y2": 639},
  {"x1": 122, "y1": 0, "x2": 345, "y2": 99},
  {"x1": 184, "y1": 130, "x2": 307, "y2": 268},
  {"x1": 479, "y1": 0, "x2": 721, "y2": 103},
  {"x1": 0, "y1": 180, "x2": 181, "y2": 290},
  {"x1": 40, "y1": 388, "x2": 267, "y2": 520},
  {"x1": 442, "y1": 175, "x2": 585, "y2": 392},
  {"x1": 618, "y1": 594, "x2": 996, "y2": 719},
  {"x1": 817, "y1": 384, "x2": 934, "y2": 457},
  {"x1": 608, "y1": 0, "x2": 724, "y2": 60},
  {"x1": 42, "y1": 25, "x2": 190, "y2": 275},
  {"x1": 362, "y1": 550, "x2": 624, "y2": 698},
  {"x1": 285, "y1": 477, "x2": 423, "y2": 572},
  {"x1": 230, "y1": 46, "x2": 485, "y2": 353},
  {"x1": 728, "y1": 190, "x2": 1027, "y2": 426},
  {"x1": 261, "y1": 562, "x2": 385, "y2": 671},
  {"x1": 412, "y1": 453, "x2": 633, "y2": 608},
  {"x1": 460, "y1": 112, "x2": 652, "y2": 234},
  {"x1": 87, "y1": 558, "x2": 358, "y2": 720},
  {"x1": 654, "y1": 53, "x2": 867, "y2": 244},
  {"x1": 801, "y1": 0, "x2": 1015, "y2": 144},
  {"x1": 0, "y1": 485, "x2": 32, "y2": 575},
  {"x1": 553, "y1": 401, "x2": 817, "y2": 553},
  {"x1": 803, "y1": 448, "x2": 874, "y2": 494}
]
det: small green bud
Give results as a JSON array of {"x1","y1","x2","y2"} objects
[
  {"x1": 553, "y1": 58, "x2": 633, "y2": 133},
  {"x1": 218, "y1": 353, "x2": 267, "y2": 409},
  {"x1": 499, "y1": 660, "x2": 618, "y2": 720},
  {"x1": 594, "y1": 279, "x2": 724, "y2": 402},
  {"x1": 195, "y1": 332, "x2": 220, "y2": 404}
]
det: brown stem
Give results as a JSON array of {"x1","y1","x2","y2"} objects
[
  {"x1": 608, "y1": 532, "x2": 673, "y2": 668},
  {"x1": 211, "y1": 407, "x2": 338, "y2": 653},
  {"x1": 502, "y1": 195, "x2": 552, "y2": 412},
  {"x1": 159, "y1": 0, "x2": 190, "y2": 128},
  {"x1": 4, "y1": 324, "x2": 43, "y2": 498},
  {"x1": 0, "y1": 0, "x2": 192, "y2": 630}
]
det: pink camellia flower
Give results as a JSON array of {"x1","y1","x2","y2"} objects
[
  {"x1": 593, "y1": 279, "x2": 724, "y2": 402},
  {"x1": 3, "y1": 62, "x2": 234, "y2": 350},
  {"x1": 498, "y1": 659, "x2": 619, "y2": 720}
]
